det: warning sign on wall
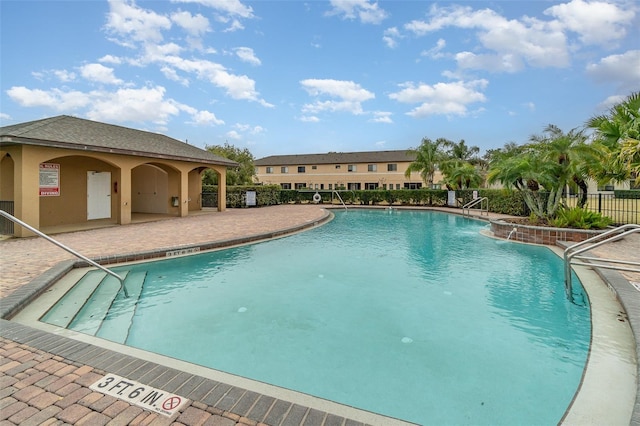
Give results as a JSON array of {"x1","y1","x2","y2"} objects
[{"x1": 39, "y1": 163, "x2": 60, "y2": 196}]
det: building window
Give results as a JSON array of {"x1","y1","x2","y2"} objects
[
  {"x1": 335, "y1": 165, "x2": 341, "y2": 169},
  {"x1": 281, "y1": 166, "x2": 288, "y2": 173},
  {"x1": 281, "y1": 183, "x2": 291, "y2": 189},
  {"x1": 404, "y1": 182, "x2": 422, "y2": 189},
  {"x1": 312, "y1": 165, "x2": 317, "y2": 170},
  {"x1": 298, "y1": 166, "x2": 306, "y2": 173},
  {"x1": 597, "y1": 184, "x2": 615, "y2": 191},
  {"x1": 295, "y1": 183, "x2": 306, "y2": 189},
  {"x1": 348, "y1": 165, "x2": 356, "y2": 172},
  {"x1": 329, "y1": 184, "x2": 333, "y2": 190},
  {"x1": 266, "y1": 167, "x2": 274, "y2": 174},
  {"x1": 368, "y1": 164, "x2": 377, "y2": 172},
  {"x1": 387, "y1": 163, "x2": 397, "y2": 172},
  {"x1": 365, "y1": 182, "x2": 378, "y2": 190},
  {"x1": 348, "y1": 183, "x2": 361, "y2": 190}
]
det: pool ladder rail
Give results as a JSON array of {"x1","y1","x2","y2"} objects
[
  {"x1": 462, "y1": 197, "x2": 489, "y2": 217},
  {"x1": 564, "y1": 224, "x2": 640, "y2": 295},
  {"x1": 0, "y1": 209, "x2": 129, "y2": 298}
]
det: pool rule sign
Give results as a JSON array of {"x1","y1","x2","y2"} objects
[{"x1": 90, "y1": 374, "x2": 189, "y2": 417}]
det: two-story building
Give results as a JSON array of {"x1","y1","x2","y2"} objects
[{"x1": 254, "y1": 150, "x2": 442, "y2": 191}]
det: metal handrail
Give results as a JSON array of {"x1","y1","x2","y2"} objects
[
  {"x1": 462, "y1": 197, "x2": 489, "y2": 217},
  {"x1": 0, "y1": 210, "x2": 129, "y2": 298},
  {"x1": 332, "y1": 190, "x2": 348, "y2": 211},
  {"x1": 564, "y1": 224, "x2": 640, "y2": 295}
]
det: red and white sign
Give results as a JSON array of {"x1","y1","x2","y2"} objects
[{"x1": 39, "y1": 163, "x2": 60, "y2": 196}]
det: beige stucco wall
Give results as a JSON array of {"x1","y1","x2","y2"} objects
[
  {"x1": 255, "y1": 160, "x2": 442, "y2": 190},
  {"x1": 1, "y1": 144, "x2": 227, "y2": 237}
]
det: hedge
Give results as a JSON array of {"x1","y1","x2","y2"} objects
[
  {"x1": 202, "y1": 186, "x2": 526, "y2": 217},
  {"x1": 614, "y1": 189, "x2": 640, "y2": 199}
]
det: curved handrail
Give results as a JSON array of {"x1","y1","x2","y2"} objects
[
  {"x1": 462, "y1": 197, "x2": 489, "y2": 217},
  {"x1": 564, "y1": 224, "x2": 640, "y2": 295},
  {"x1": 0, "y1": 210, "x2": 129, "y2": 298}
]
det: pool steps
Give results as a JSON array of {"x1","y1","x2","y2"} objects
[
  {"x1": 41, "y1": 270, "x2": 146, "y2": 344},
  {"x1": 96, "y1": 271, "x2": 146, "y2": 342}
]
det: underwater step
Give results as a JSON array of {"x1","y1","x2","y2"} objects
[
  {"x1": 95, "y1": 271, "x2": 146, "y2": 344},
  {"x1": 68, "y1": 271, "x2": 129, "y2": 335},
  {"x1": 40, "y1": 270, "x2": 108, "y2": 328}
]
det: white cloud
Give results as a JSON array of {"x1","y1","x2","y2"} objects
[
  {"x1": 160, "y1": 66, "x2": 190, "y2": 86},
  {"x1": 7, "y1": 86, "x2": 91, "y2": 110},
  {"x1": 404, "y1": 4, "x2": 572, "y2": 71},
  {"x1": 0, "y1": 113, "x2": 12, "y2": 120},
  {"x1": 99, "y1": 55, "x2": 123, "y2": 65},
  {"x1": 105, "y1": 0, "x2": 172, "y2": 46},
  {"x1": 171, "y1": 10, "x2": 210, "y2": 36},
  {"x1": 383, "y1": 27, "x2": 401, "y2": 49},
  {"x1": 6, "y1": 85, "x2": 207, "y2": 127},
  {"x1": 301, "y1": 79, "x2": 375, "y2": 102},
  {"x1": 189, "y1": 110, "x2": 224, "y2": 125},
  {"x1": 299, "y1": 115, "x2": 320, "y2": 123},
  {"x1": 421, "y1": 38, "x2": 447, "y2": 59},
  {"x1": 85, "y1": 86, "x2": 184, "y2": 125},
  {"x1": 171, "y1": 0, "x2": 254, "y2": 19},
  {"x1": 369, "y1": 111, "x2": 393, "y2": 123},
  {"x1": 544, "y1": 0, "x2": 633, "y2": 46},
  {"x1": 80, "y1": 63, "x2": 123, "y2": 85},
  {"x1": 327, "y1": 0, "x2": 388, "y2": 24},
  {"x1": 586, "y1": 50, "x2": 640, "y2": 91},
  {"x1": 234, "y1": 47, "x2": 261, "y2": 66},
  {"x1": 300, "y1": 79, "x2": 375, "y2": 116},
  {"x1": 389, "y1": 79, "x2": 488, "y2": 118},
  {"x1": 225, "y1": 130, "x2": 242, "y2": 140}
]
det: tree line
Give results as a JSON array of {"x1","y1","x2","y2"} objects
[{"x1": 407, "y1": 92, "x2": 639, "y2": 221}]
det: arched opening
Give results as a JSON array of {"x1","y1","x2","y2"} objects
[
  {"x1": 131, "y1": 164, "x2": 170, "y2": 214},
  {"x1": 0, "y1": 153, "x2": 15, "y2": 234},
  {"x1": 40, "y1": 155, "x2": 118, "y2": 229}
]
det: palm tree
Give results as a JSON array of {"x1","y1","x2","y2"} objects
[
  {"x1": 405, "y1": 137, "x2": 446, "y2": 188},
  {"x1": 587, "y1": 91, "x2": 640, "y2": 186},
  {"x1": 440, "y1": 161, "x2": 483, "y2": 190},
  {"x1": 443, "y1": 139, "x2": 481, "y2": 163},
  {"x1": 487, "y1": 144, "x2": 559, "y2": 218},
  {"x1": 529, "y1": 124, "x2": 604, "y2": 209}
]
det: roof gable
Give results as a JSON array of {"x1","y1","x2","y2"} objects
[{"x1": 0, "y1": 115, "x2": 237, "y2": 166}]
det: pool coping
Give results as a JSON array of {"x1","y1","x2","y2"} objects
[{"x1": 1, "y1": 206, "x2": 638, "y2": 425}]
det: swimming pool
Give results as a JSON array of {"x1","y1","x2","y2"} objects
[{"x1": 41, "y1": 209, "x2": 591, "y2": 424}]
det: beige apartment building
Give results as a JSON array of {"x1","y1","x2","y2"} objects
[{"x1": 254, "y1": 150, "x2": 443, "y2": 191}]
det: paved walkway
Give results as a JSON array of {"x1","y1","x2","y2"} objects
[{"x1": 0, "y1": 204, "x2": 638, "y2": 425}]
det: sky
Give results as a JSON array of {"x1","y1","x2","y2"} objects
[{"x1": 1, "y1": 0, "x2": 639, "y2": 160}]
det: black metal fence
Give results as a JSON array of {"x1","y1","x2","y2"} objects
[
  {"x1": 0, "y1": 201, "x2": 14, "y2": 235},
  {"x1": 564, "y1": 193, "x2": 639, "y2": 225}
]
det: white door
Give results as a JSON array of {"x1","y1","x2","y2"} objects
[{"x1": 87, "y1": 171, "x2": 111, "y2": 220}]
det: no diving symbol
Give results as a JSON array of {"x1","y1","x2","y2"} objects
[{"x1": 162, "y1": 396, "x2": 182, "y2": 411}]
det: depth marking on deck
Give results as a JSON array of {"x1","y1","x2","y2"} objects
[
  {"x1": 90, "y1": 373, "x2": 189, "y2": 417},
  {"x1": 166, "y1": 247, "x2": 200, "y2": 257}
]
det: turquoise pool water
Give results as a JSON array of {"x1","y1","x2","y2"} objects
[{"x1": 44, "y1": 209, "x2": 591, "y2": 424}]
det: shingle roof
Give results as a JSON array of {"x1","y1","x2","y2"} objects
[
  {"x1": 254, "y1": 150, "x2": 416, "y2": 166},
  {"x1": 0, "y1": 115, "x2": 238, "y2": 167}
]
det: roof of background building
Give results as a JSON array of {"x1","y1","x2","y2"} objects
[
  {"x1": 255, "y1": 150, "x2": 416, "y2": 166},
  {"x1": 0, "y1": 115, "x2": 237, "y2": 167}
]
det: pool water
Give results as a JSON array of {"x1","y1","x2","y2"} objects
[{"x1": 44, "y1": 210, "x2": 591, "y2": 424}]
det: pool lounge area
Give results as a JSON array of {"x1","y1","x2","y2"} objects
[{"x1": 0, "y1": 204, "x2": 638, "y2": 425}]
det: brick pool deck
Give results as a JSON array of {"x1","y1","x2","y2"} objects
[{"x1": 0, "y1": 204, "x2": 638, "y2": 425}]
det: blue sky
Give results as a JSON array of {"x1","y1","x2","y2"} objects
[{"x1": 1, "y1": 0, "x2": 638, "y2": 159}]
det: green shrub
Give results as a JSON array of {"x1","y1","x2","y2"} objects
[
  {"x1": 550, "y1": 207, "x2": 613, "y2": 229},
  {"x1": 614, "y1": 190, "x2": 640, "y2": 199}
]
